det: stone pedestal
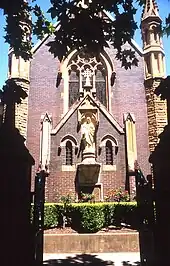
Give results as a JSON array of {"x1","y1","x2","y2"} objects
[
  {"x1": 82, "y1": 151, "x2": 95, "y2": 162},
  {"x1": 76, "y1": 161, "x2": 101, "y2": 200},
  {"x1": 77, "y1": 161, "x2": 101, "y2": 185}
]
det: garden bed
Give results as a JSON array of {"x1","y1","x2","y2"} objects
[
  {"x1": 42, "y1": 202, "x2": 139, "y2": 253},
  {"x1": 45, "y1": 225, "x2": 137, "y2": 234}
]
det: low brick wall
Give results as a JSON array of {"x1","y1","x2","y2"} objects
[{"x1": 44, "y1": 233, "x2": 139, "y2": 253}]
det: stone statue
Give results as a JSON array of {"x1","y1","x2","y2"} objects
[{"x1": 81, "y1": 116, "x2": 95, "y2": 150}]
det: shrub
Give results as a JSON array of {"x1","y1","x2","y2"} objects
[
  {"x1": 79, "y1": 192, "x2": 95, "y2": 203},
  {"x1": 71, "y1": 203, "x2": 105, "y2": 233},
  {"x1": 31, "y1": 202, "x2": 139, "y2": 232},
  {"x1": 105, "y1": 187, "x2": 130, "y2": 202},
  {"x1": 103, "y1": 203, "x2": 116, "y2": 227},
  {"x1": 60, "y1": 193, "x2": 73, "y2": 227},
  {"x1": 44, "y1": 204, "x2": 59, "y2": 229},
  {"x1": 60, "y1": 193, "x2": 73, "y2": 204},
  {"x1": 30, "y1": 203, "x2": 59, "y2": 228}
]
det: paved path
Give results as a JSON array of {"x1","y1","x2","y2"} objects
[{"x1": 43, "y1": 252, "x2": 140, "y2": 266}]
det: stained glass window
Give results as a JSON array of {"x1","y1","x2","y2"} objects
[
  {"x1": 69, "y1": 70, "x2": 79, "y2": 107},
  {"x1": 96, "y1": 69, "x2": 106, "y2": 106},
  {"x1": 68, "y1": 53, "x2": 108, "y2": 108}
]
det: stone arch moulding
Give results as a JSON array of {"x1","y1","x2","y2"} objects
[
  {"x1": 60, "y1": 134, "x2": 78, "y2": 146},
  {"x1": 61, "y1": 49, "x2": 115, "y2": 114},
  {"x1": 100, "y1": 134, "x2": 118, "y2": 146},
  {"x1": 58, "y1": 134, "x2": 78, "y2": 156}
]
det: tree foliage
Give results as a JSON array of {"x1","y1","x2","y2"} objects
[
  {"x1": 0, "y1": 0, "x2": 55, "y2": 60},
  {"x1": 0, "y1": 79, "x2": 27, "y2": 105},
  {"x1": 46, "y1": 0, "x2": 139, "y2": 69},
  {"x1": 163, "y1": 14, "x2": 170, "y2": 37},
  {"x1": 0, "y1": 0, "x2": 169, "y2": 69}
]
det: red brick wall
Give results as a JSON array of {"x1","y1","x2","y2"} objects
[
  {"x1": 48, "y1": 111, "x2": 126, "y2": 202},
  {"x1": 27, "y1": 38, "x2": 63, "y2": 180},
  {"x1": 106, "y1": 44, "x2": 150, "y2": 176},
  {"x1": 27, "y1": 38, "x2": 150, "y2": 201}
]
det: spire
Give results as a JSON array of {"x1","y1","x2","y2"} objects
[
  {"x1": 142, "y1": 0, "x2": 161, "y2": 21},
  {"x1": 141, "y1": 0, "x2": 165, "y2": 80}
]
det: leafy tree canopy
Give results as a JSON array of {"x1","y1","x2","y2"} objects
[{"x1": 0, "y1": 0, "x2": 169, "y2": 69}]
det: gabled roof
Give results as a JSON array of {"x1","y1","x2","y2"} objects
[
  {"x1": 51, "y1": 94, "x2": 124, "y2": 135},
  {"x1": 32, "y1": 10, "x2": 143, "y2": 56}
]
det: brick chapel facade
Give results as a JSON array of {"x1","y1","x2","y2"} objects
[{"x1": 7, "y1": 0, "x2": 167, "y2": 202}]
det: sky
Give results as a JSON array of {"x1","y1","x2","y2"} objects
[{"x1": 0, "y1": 0, "x2": 170, "y2": 89}]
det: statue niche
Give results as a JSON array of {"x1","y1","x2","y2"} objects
[
  {"x1": 81, "y1": 115, "x2": 95, "y2": 151},
  {"x1": 77, "y1": 109, "x2": 100, "y2": 186},
  {"x1": 76, "y1": 77, "x2": 100, "y2": 187},
  {"x1": 79, "y1": 112, "x2": 98, "y2": 162}
]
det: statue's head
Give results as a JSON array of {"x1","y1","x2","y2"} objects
[{"x1": 86, "y1": 117, "x2": 91, "y2": 123}]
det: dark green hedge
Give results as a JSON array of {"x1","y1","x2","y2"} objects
[
  {"x1": 70, "y1": 203, "x2": 105, "y2": 233},
  {"x1": 31, "y1": 202, "x2": 138, "y2": 232},
  {"x1": 30, "y1": 203, "x2": 64, "y2": 229},
  {"x1": 44, "y1": 204, "x2": 59, "y2": 229}
]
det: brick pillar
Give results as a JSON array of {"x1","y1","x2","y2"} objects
[
  {"x1": 8, "y1": 51, "x2": 30, "y2": 140},
  {"x1": 145, "y1": 78, "x2": 167, "y2": 152},
  {"x1": 15, "y1": 80, "x2": 30, "y2": 139}
]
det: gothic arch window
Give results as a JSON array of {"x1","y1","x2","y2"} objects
[
  {"x1": 66, "y1": 141, "x2": 73, "y2": 165},
  {"x1": 69, "y1": 69, "x2": 79, "y2": 106},
  {"x1": 105, "y1": 140, "x2": 113, "y2": 165},
  {"x1": 96, "y1": 68, "x2": 106, "y2": 106},
  {"x1": 67, "y1": 52, "x2": 108, "y2": 108},
  {"x1": 99, "y1": 135, "x2": 118, "y2": 170},
  {"x1": 60, "y1": 135, "x2": 78, "y2": 169}
]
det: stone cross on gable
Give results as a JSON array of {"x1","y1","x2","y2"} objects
[{"x1": 83, "y1": 68, "x2": 93, "y2": 87}]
